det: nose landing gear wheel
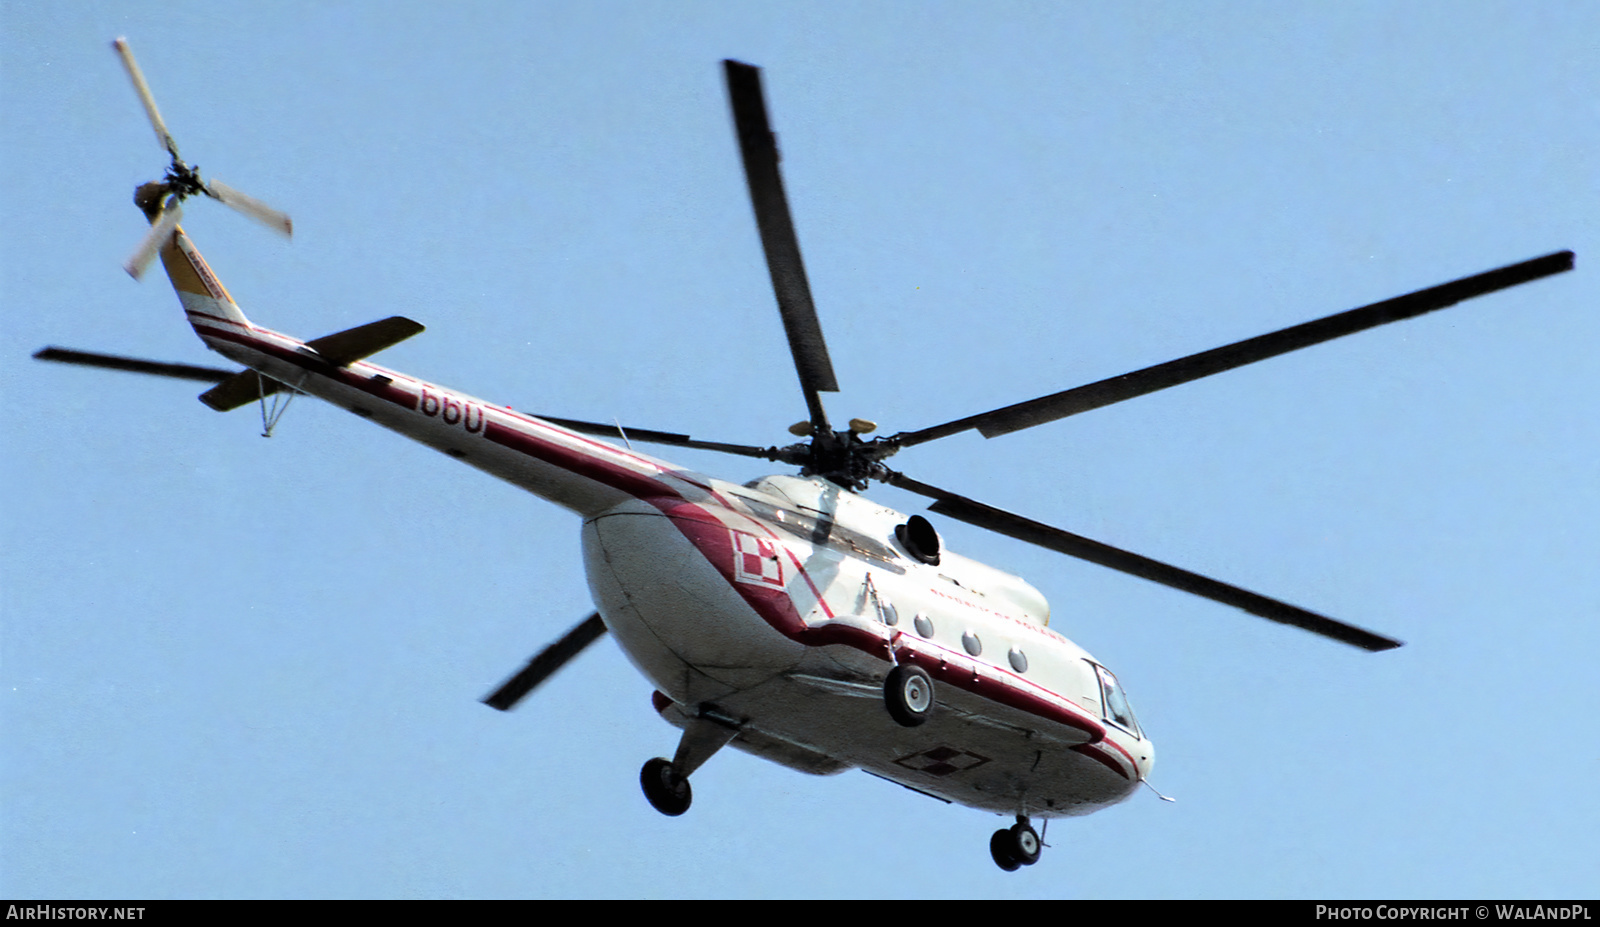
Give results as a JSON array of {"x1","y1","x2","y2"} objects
[
  {"x1": 990, "y1": 829, "x2": 1021, "y2": 871},
  {"x1": 1009, "y1": 821, "x2": 1042, "y2": 865},
  {"x1": 990, "y1": 820, "x2": 1042, "y2": 871},
  {"x1": 640, "y1": 756, "x2": 692, "y2": 816},
  {"x1": 884, "y1": 664, "x2": 934, "y2": 727}
]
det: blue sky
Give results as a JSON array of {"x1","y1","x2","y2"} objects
[{"x1": 3, "y1": 0, "x2": 1596, "y2": 900}]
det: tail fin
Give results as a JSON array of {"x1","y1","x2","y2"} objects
[
  {"x1": 161, "y1": 229, "x2": 253, "y2": 329},
  {"x1": 134, "y1": 182, "x2": 252, "y2": 333}
]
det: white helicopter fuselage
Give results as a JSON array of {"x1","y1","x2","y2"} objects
[
  {"x1": 164, "y1": 228, "x2": 1151, "y2": 819},
  {"x1": 586, "y1": 476, "x2": 1151, "y2": 816}
]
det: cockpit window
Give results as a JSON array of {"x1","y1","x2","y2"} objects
[
  {"x1": 1093, "y1": 664, "x2": 1141, "y2": 739},
  {"x1": 727, "y1": 491, "x2": 903, "y2": 570}
]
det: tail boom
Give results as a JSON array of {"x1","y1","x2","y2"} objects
[
  {"x1": 201, "y1": 320, "x2": 713, "y2": 517},
  {"x1": 145, "y1": 205, "x2": 718, "y2": 520}
]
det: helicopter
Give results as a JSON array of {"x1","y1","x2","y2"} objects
[{"x1": 35, "y1": 40, "x2": 1574, "y2": 872}]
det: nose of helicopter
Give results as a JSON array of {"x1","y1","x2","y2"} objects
[{"x1": 1134, "y1": 735, "x2": 1155, "y2": 781}]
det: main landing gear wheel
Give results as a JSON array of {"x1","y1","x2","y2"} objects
[
  {"x1": 640, "y1": 757, "x2": 692, "y2": 816},
  {"x1": 884, "y1": 664, "x2": 934, "y2": 727},
  {"x1": 990, "y1": 820, "x2": 1042, "y2": 871}
]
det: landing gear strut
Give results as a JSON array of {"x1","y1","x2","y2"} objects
[
  {"x1": 640, "y1": 708, "x2": 740, "y2": 817},
  {"x1": 989, "y1": 817, "x2": 1042, "y2": 871}
]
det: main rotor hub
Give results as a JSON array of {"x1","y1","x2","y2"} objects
[{"x1": 778, "y1": 429, "x2": 899, "y2": 491}]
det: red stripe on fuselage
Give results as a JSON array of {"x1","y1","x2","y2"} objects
[
  {"x1": 482, "y1": 421, "x2": 680, "y2": 502},
  {"x1": 1072, "y1": 741, "x2": 1135, "y2": 779}
]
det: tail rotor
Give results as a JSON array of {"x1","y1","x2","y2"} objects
[{"x1": 111, "y1": 37, "x2": 292, "y2": 278}]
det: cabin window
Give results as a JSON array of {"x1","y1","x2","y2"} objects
[
  {"x1": 1092, "y1": 664, "x2": 1142, "y2": 739},
  {"x1": 1008, "y1": 647, "x2": 1028, "y2": 674},
  {"x1": 865, "y1": 576, "x2": 899, "y2": 627},
  {"x1": 913, "y1": 613, "x2": 934, "y2": 638},
  {"x1": 961, "y1": 630, "x2": 982, "y2": 657}
]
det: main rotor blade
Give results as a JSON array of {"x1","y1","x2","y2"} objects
[
  {"x1": 724, "y1": 60, "x2": 838, "y2": 433},
  {"x1": 123, "y1": 198, "x2": 182, "y2": 279},
  {"x1": 890, "y1": 251, "x2": 1576, "y2": 449},
  {"x1": 483, "y1": 613, "x2": 608, "y2": 711},
  {"x1": 532, "y1": 413, "x2": 782, "y2": 460},
  {"x1": 205, "y1": 179, "x2": 293, "y2": 238},
  {"x1": 33, "y1": 347, "x2": 234, "y2": 383},
  {"x1": 112, "y1": 37, "x2": 181, "y2": 162},
  {"x1": 883, "y1": 470, "x2": 1402, "y2": 651}
]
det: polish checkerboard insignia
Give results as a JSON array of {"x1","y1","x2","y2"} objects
[
  {"x1": 731, "y1": 530, "x2": 785, "y2": 589},
  {"x1": 894, "y1": 745, "x2": 992, "y2": 777}
]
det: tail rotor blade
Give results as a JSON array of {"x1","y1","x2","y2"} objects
[
  {"x1": 482, "y1": 613, "x2": 608, "y2": 711},
  {"x1": 111, "y1": 37, "x2": 181, "y2": 162},
  {"x1": 123, "y1": 198, "x2": 182, "y2": 279},
  {"x1": 206, "y1": 179, "x2": 293, "y2": 237}
]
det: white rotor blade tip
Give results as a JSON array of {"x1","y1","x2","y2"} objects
[
  {"x1": 111, "y1": 37, "x2": 179, "y2": 160},
  {"x1": 123, "y1": 201, "x2": 182, "y2": 279},
  {"x1": 207, "y1": 179, "x2": 293, "y2": 238}
]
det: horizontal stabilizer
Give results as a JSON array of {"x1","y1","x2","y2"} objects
[
  {"x1": 197, "y1": 316, "x2": 423, "y2": 412},
  {"x1": 305, "y1": 316, "x2": 424, "y2": 367},
  {"x1": 199, "y1": 370, "x2": 286, "y2": 412}
]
